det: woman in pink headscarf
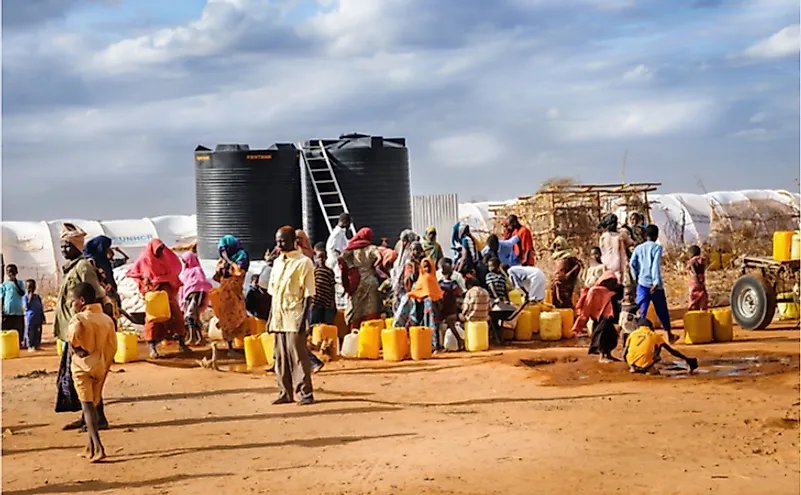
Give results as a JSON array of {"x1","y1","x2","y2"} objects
[
  {"x1": 127, "y1": 239, "x2": 190, "y2": 358},
  {"x1": 179, "y1": 252, "x2": 212, "y2": 345}
]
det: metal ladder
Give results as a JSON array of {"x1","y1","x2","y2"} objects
[{"x1": 299, "y1": 140, "x2": 356, "y2": 236}]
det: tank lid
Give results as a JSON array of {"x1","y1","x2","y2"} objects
[
  {"x1": 266, "y1": 143, "x2": 297, "y2": 150},
  {"x1": 215, "y1": 144, "x2": 250, "y2": 152},
  {"x1": 195, "y1": 145, "x2": 211, "y2": 152},
  {"x1": 340, "y1": 133, "x2": 370, "y2": 139}
]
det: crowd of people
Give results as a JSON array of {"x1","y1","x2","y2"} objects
[{"x1": 0, "y1": 211, "x2": 710, "y2": 463}]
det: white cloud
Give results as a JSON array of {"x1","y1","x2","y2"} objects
[
  {"x1": 90, "y1": 0, "x2": 287, "y2": 73},
  {"x1": 622, "y1": 64, "x2": 652, "y2": 82},
  {"x1": 555, "y1": 98, "x2": 717, "y2": 141},
  {"x1": 742, "y1": 24, "x2": 800, "y2": 59},
  {"x1": 429, "y1": 133, "x2": 505, "y2": 168},
  {"x1": 731, "y1": 128, "x2": 781, "y2": 141},
  {"x1": 1, "y1": 0, "x2": 799, "y2": 220},
  {"x1": 749, "y1": 112, "x2": 767, "y2": 123}
]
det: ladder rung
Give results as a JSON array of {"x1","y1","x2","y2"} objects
[
  {"x1": 319, "y1": 191, "x2": 338, "y2": 196},
  {"x1": 309, "y1": 168, "x2": 329, "y2": 173},
  {"x1": 323, "y1": 203, "x2": 343, "y2": 208},
  {"x1": 327, "y1": 215, "x2": 342, "y2": 220},
  {"x1": 315, "y1": 180, "x2": 335, "y2": 184}
]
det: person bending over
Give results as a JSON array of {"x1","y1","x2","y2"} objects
[{"x1": 623, "y1": 318, "x2": 698, "y2": 375}]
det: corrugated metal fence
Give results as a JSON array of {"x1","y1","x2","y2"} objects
[{"x1": 412, "y1": 194, "x2": 459, "y2": 248}]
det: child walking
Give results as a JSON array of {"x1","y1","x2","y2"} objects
[
  {"x1": 629, "y1": 225, "x2": 677, "y2": 343},
  {"x1": 68, "y1": 282, "x2": 117, "y2": 463},
  {"x1": 23, "y1": 279, "x2": 45, "y2": 351}
]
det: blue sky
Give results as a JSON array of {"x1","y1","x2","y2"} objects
[{"x1": 2, "y1": 0, "x2": 799, "y2": 220}]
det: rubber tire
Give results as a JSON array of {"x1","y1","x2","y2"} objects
[{"x1": 731, "y1": 274, "x2": 776, "y2": 330}]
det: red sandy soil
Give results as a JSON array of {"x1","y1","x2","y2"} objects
[{"x1": 2, "y1": 320, "x2": 799, "y2": 495}]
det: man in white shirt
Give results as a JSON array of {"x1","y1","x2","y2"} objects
[
  {"x1": 325, "y1": 213, "x2": 352, "y2": 269},
  {"x1": 507, "y1": 266, "x2": 546, "y2": 303},
  {"x1": 325, "y1": 213, "x2": 352, "y2": 308}
]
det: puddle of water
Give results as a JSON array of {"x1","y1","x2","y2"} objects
[
  {"x1": 661, "y1": 356, "x2": 794, "y2": 379},
  {"x1": 519, "y1": 358, "x2": 557, "y2": 368}
]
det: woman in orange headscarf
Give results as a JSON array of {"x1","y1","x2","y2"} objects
[{"x1": 407, "y1": 257, "x2": 445, "y2": 350}]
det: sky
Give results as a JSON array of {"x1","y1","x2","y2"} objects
[{"x1": 2, "y1": 0, "x2": 799, "y2": 221}]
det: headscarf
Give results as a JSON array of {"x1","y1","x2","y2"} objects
[
  {"x1": 457, "y1": 223, "x2": 479, "y2": 262},
  {"x1": 378, "y1": 246, "x2": 398, "y2": 272},
  {"x1": 551, "y1": 236, "x2": 573, "y2": 260},
  {"x1": 394, "y1": 229, "x2": 417, "y2": 255},
  {"x1": 451, "y1": 223, "x2": 462, "y2": 252},
  {"x1": 421, "y1": 226, "x2": 442, "y2": 261},
  {"x1": 126, "y1": 239, "x2": 183, "y2": 293},
  {"x1": 345, "y1": 227, "x2": 374, "y2": 251},
  {"x1": 84, "y1": 235, "x2": 116, "y2": 291},
  {"x1": 598, "y1": 214, "x2": 618, "y2": 232},
  {"x1": 178, "y1": 251, "x2": 213, "y2": 307},
  {"x1": 408, "y1": 257, "x2": 444, "y2": 302},
  {"x1": 391, "y1": 230, "x2": 418, "y2": 292},
  {"x1": 295, "y1": 230, "x2": 314, "y2": 260},
  {"x1": 60, "y1": 223, "x2": 87, "y2": 252},
  {"x1": 218, "y1": 235, "x2": 250, "y2": 271}
]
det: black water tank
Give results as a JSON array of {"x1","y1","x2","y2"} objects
[
  {"x1": 302, "y1": 134, "x2": 411, "y2": 245},
  {"x1": 195, "y1": 143, "x2": 301, "y2": 259}
]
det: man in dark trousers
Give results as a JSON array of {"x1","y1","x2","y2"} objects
[{"x1": 267, "y1": 227, "x2": 316, "y2": 406}]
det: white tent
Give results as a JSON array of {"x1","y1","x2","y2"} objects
[
  {"x1": 2, "y1": 215, "x2": 196, "y2": 295},
  {"x1": 458, "y1": 200, "x2": 516, "y2": 235},
  {"x1": 647, "y1": 189, "x2": 799, "y2": 246}
]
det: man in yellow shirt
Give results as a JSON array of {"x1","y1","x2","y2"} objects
[
  {"x1": 623, "y1": 319, "x2": 698, "y2": 374},
  {"x1": 68, "y1": 283, "x2": 117, "y2": 463},
  {"x1": 268, "y1": 227, "x2": 316, "y2": 406}
]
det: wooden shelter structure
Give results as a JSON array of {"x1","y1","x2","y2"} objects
[{"x1": 489, "y1": 181, "x2": 661, "y2": 259}]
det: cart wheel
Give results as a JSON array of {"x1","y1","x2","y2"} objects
[{"x1": 731, "y1": 274, "x2": 776, "y2": 330}]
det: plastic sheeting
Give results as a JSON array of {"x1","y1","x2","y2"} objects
[
  {"x1": 459, "y1": 201, "x2": 503, "y2": 234},
  {"x1": 2, "y1": 215, "x2": 197, "y2": 295},
  {"x1": 645, "y1": 189, "x2": 799, "y2": 246}
]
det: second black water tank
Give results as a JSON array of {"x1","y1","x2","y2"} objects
[
  {"x1": 302, "y1": 134, "x2": 411, "y2": 245},
  {"x1": 195, "y1": 143, "x2": 301, "y2": 260}
]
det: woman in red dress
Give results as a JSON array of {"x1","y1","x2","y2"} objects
[{"x1": 127, "y1": 239, "x2": 190, "y2": 358}]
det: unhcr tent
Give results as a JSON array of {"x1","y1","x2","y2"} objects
[
  {"x1": 646, "y1": 190, "x2": 800, "y2": 246},
  {"x1": 2, "y1": 215, "x2": 196, "y2": 295}
]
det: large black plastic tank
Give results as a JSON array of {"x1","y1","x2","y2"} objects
[
  {"x1": 195, "y1": 143, "x2": 301, "y2": 259},
  {"x1": 302, "y1": 133, "x2": 411, "y2": 245}
]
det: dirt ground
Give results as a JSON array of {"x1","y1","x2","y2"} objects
[{"x1": 2, "y1": 318, "x2": 799, "y2": 495}]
